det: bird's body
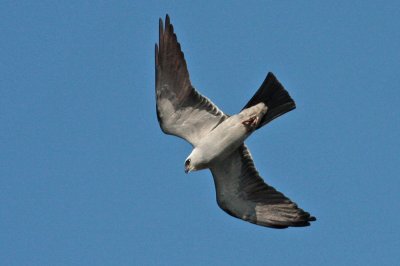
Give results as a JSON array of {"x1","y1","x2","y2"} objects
[
  {"x1": 155, "y1": 15, "x2": 316, "y2": 228},
  {"x1": 188, "y1": 103, "x2": 267, "y2": 171}
]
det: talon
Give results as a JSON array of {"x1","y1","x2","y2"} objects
[
  {"x1": 253, "y1": 116, "x2": 259, "y2": 125},
  {"x1": 242, "y1": 116, "x2": 259, "y2": 129}
]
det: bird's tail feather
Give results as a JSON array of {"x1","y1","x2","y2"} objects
[{"x1": 242, "y1": 72, "x2": 295, "y2": 129}]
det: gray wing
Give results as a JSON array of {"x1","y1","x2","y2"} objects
[
  {"x1": 210, "y1": 145, "x2": 316, "y2": 228},
  {"x1": 155, "y1": 15, "x2": 226, "y2": 146}
]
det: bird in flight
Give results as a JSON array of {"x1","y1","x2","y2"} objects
[{"x1": 155, "y1": 15, "x2": 316, "y2": 228}]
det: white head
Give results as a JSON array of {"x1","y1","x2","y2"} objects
[{"x1": 184, "y1": 148, "x2": 208, "y2": 174}]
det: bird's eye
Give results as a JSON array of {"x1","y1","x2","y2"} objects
[{"x1": 185, "y1": 159, "x2": 191, "y2": 166}]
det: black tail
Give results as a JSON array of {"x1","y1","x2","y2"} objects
[{"x1": 242, "y1": 72, "x2": 295, "y2": 129}]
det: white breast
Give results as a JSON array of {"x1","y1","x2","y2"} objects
[
  {"x1": 195, "y1": 115, "x2": 247, "y2": 164},
  {"x1": 190, "y1": 103, "x2": 267, "y2": 168}
]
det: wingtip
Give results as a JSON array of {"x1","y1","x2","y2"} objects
[
  {"x1": 159, "y1": 14, "x2": 173, "y2": 38},
  {"x1": 158, "y1": 17, "x2": 164, "y2": 44}
]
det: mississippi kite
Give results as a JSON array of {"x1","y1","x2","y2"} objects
[{"x1": 155, "y1": 15, "x2": 316, "y2": 228}]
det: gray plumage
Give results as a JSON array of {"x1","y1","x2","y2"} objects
[{"x1": 155, "y1": 15, "x2": 315, "y2": 228}]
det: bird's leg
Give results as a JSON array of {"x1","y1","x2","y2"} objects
[{"x1": 242, "y1": 116, "x2": 259, "y2": 131}]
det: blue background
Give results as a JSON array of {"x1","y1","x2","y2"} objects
[{"x1": 1, "y1": 1, "x2": 399, "y2": 265}]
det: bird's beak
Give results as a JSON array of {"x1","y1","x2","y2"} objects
[{"x1": 185, "y1": 164, "x2": 194, "y2": 174}]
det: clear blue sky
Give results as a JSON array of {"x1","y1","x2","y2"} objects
[{"x1": 1, "y1": 1, "x2": 399, "y2": 265}]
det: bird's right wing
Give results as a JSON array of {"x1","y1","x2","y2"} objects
[
  {"x1": 210, "y1": 145, "x2": 316, "y2": 228},
  {"x1": 155, "y1": 15, "x2": 226, "y2": 146}
]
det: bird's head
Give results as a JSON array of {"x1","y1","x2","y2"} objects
[
  {"x1": 184, "y1": 149, "x2": 208, "y2": 174},
  {"x1": 184, "y1": 158, "x2": 194, "y2": 173}
]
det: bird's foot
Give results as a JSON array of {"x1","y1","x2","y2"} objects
[{"x1": 242, "y1": 116, "x2": 259, "y2": 131}]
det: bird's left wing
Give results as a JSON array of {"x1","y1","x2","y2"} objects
[
  {"x1": 155, "y1": 15, "x2": 226, "y2": 146},
  {"x1": 210, "y1": 145, "x2": 316, "y2": 228}
]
